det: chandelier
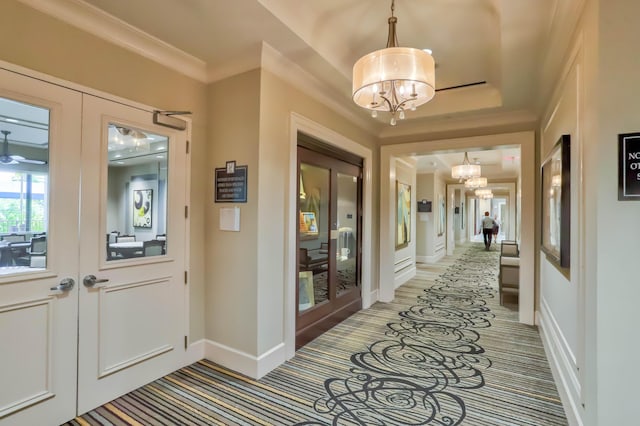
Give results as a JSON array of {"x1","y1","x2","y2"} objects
[
  {"x1": 451, "y1": 152, "x2": 481, "y2": 181},
  {"x1": 475, "y1": 188, "x2": 493, "y2": 199},
  {"x1": 352, "y1": 0, "x2": 435, "y2": 126},
  {"x1": 464, "y1": 176, "x2": 487, "y2": 189}
]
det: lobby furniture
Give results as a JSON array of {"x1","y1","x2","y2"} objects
[
  {"x1": 299, "y1": 242, "x2": 329, "y2": 272},
  {"x1": 499, "y1": 241, "x2": 520, "y2": 305},
  {"x1": 14, "y1": 235, "x2": 47, "y2": 266},
  {"x1": 143, "y1": 240, "x2": 164, "y2": 257},
  {"x1": 109, "y1": 241, "x2": 143, "y2": 258}
]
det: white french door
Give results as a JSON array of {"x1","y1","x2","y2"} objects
[
  {"x1": 0, "y1": 70, "x2": 81, "y2": 425},
  {"x1": 0, "y1": 68, "x2": 188, "y2": 424},
  {"x1": 77, "y1": 95, "x2": 187, "y2": 414}
]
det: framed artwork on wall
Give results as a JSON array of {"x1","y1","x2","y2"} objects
[
  {"x1": 541, "y1": 134, "x2": 570, "y2": 269},
  {"x1": 396, "y1": 181, "x2": 411, "y2": 249},
  {"x1": 133, "y1": 189, "x2": 153, "y2": 228}
]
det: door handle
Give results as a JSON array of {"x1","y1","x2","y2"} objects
[
  {"x1": 83, "y1": 274, "x2": 109, "y2": 288},
  {"x1": 50, "y1": 278, "x2": 75, "y2": 292}
]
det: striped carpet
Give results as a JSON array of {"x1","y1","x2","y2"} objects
[{"x1": 65, "y1": 243, "x2": 567, "y2": 425}]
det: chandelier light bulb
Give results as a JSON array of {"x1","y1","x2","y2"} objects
[
  {"x1": 390, "y1": 116, "x2": 397, "y2": 126},
  {"x1": 399, "y1": 110, "x2": 405, "y2": 120},
  {"x1": 371, "y1": 110, "x2": 378, "y2": 118}
]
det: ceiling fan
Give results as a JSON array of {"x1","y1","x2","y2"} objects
[{"x1": 0, "y1": 130, "x2": 47, "y2": 165}]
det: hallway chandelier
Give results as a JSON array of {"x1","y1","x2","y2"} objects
[
  {"x1": 475, "y1": 188, "x2": 493, "y2": 199},
  {"x1": 352, "y1": 0, "x2": 435, "y2": 126},
  {"x1": 451, "y1": 152, "x2": 481, "y2": 181},
  {"x1": 464, "y1": 176, "x2": 487, "y2": 189}
]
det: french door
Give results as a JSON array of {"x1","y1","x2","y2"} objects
[
  {"x1": 77, "y1": 95, "x2": 187, "y2": 414},
  {"x1": 296, "y1": 146, "x2": 362, "y2": 347},
  {"x1": 0, "y1": 68, "x2": 82, "y2": 425},
  {"x1": 0, "y1": 69, "x2": 188, "y2": 425}
]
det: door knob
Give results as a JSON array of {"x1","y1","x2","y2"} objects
[
  {"x1": 50, "y1": 278, "x2": 75, "y2": 292},
  {"x1": 83, "y1": 274, "x2": 109, "y2": 287}
]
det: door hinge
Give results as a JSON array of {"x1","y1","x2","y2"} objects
[
  {"x1": 184, "y1": 270, "x2": 188, "y2": 284},
  {"x1": 185, "y1": 205, "x2": 188, "y2": 218},
  {"x1": 186, "y1": 140, "x2": 190, "y2": 154},
  {"x1": 184, "y1": 336, "x2": 188, "y2": 350}
]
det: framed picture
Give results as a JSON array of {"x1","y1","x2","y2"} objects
[
  {"x1": 299, "y1": 211, "x2": 319, "y2": 237},
  {"x1": 541, "y1": 134, "x2": 570, "y2": 268},
  {"x1": 298, "y1": 270, "x2": 315, "y2": 311},
  {"x1": 133, "y1": 189, "x2": 153, "y2": 228},
  {"x1": 396, "y1": 181, "x2": 411, "y2": 248}
]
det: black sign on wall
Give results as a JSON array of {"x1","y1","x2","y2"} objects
[
  {"x1": 215, "y1": 161, "x2": 248, "y2": 202},
  {"x1": 619, "y1": 133, "x2": 640, "y2": 200}
]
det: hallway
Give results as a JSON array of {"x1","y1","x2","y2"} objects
[{"x1": 66, "y1": 243, "x2": 566, "y2": 425}]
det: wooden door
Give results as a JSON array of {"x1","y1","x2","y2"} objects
[{"x1": 296, "y1": 147, "x2": 362, "y2": 347}]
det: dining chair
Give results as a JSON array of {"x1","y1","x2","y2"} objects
[
  {"x1": 116, "y1": 235, "x2": 136, "y2": 243},
  {"x1": 15, "y1": 235, "x2": 46, "y2": 266},
  {"x1": 3, "y1": 233, "x2": 25, "y2": 243},
  {"x1": 143, "y1": 240, "x2": 164, "y2": 257}
]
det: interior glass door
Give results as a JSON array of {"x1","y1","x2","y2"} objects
[{"x1": 296, "y1": 146, "x2": 362, "y2": 348}]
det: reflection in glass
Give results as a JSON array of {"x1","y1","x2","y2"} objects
[
  {"x1": 298, "y1": 163, "x2": 329, "y2": 311},
  {"x1": 337, "y1": 173, "x2": 358, "y2": 297},
  {"x1": 106, "y1": 123, "x2": 168, "y2": 260},
  {"x1": 0, "y1": 97, "x2": 49, "y2": 273}
]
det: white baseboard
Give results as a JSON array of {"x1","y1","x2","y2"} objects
[
  {"x1": 394, "y1": 265, "x2": 416, "y2": 289},
  {"x1": 416, "y1": 252, "x2": 445, "y2": 264},
  {"x1": 203, "y1": 339, "x2": 286, "y2": 379},
  {"x1": 364, "y1": 288, "x2": 378, "y2": 309},
  {"x1": 184, "y1": 338, "x2": 206, "y2": 365},
  {"x1": 538, "y1": 301, "x2": 584, "y2": 426}
]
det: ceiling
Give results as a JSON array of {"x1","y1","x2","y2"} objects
[{"x1": 18, "y1": 0, "x2": 565, "y2": 178}]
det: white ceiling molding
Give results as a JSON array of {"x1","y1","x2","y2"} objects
[
  {"x1": 378, "y1": 109, "x2": 538, "y2": 140},
  {"x1": 17, "y1": 0, "x2": 208, "y2": 82},
  {"x1": 260, "y1": 42, "x2": 376, "y2": 136}
]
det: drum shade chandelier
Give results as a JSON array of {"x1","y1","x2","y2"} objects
[
  {"x1": 475, "y1": 188, "x2": 493, "y2": 199},
  {"x1": 464, "y1": 176, "x2": 487, "y2": 189},
  {"x1": 352, "y1": 0, "x2": 435, "y2": 126},
  {"x1": 451, "y1": 152, "x2": 481, "y2": 181}
]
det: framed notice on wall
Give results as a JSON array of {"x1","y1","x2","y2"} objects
[
  {"x1": 215, "y1": 161, "x2": 248, "y2": 203},
  {"x1": 619, "y1": 132, "x2": 640, "y2": 200}
]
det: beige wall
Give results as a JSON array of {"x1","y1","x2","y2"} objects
[
  {"x1": 0, "y1": 0, "x2": 208, "y2": 340},
  {"x1": 204, "y1": 66, "x2": 378, "y2": 363},
  {"x1": 206, "y1": 70, "x2": 261, "y2": 354}
]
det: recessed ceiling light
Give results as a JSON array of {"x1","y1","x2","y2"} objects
[
  {"x1": 156, "y1": 146, "x2": 165, "y2": 151},
  {"x1": 5, "y1": 118, "x2": 19, "y2": 123},
  {"x1": 114, "y1": 154, "x2": 122, "y2": 158},
  {"x1": 116, "y1": 161, "x2": 124, "y2": 165},
  {"x1": 156, "y1": 155, "x2": 164, "y2": 159}
]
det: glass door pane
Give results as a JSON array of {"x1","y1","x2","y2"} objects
[
  {"x1": 298, "y1": 162, "x2": 330, "y2": 312},
  {"x1": 106, "y1": 123, "x2": 168, "y2": 260},
  {"x1": 336, "y1": 172, "x2": 358, "y2": 297},
  {"x1": 0, "y1": 97, "x2": 49, "y2": 273}
]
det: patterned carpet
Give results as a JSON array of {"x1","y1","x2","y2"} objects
[{"x1": 65, "y1": 243, "x2": 567, "y2": 425}]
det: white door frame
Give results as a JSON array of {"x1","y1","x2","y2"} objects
[{"x1": 380, "y1": 131, "x2": 536, "y2": 325}]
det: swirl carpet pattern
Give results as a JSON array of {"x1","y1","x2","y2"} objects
[{"x1": 66, "y1": 244, "x2": 567, "y2": 426}]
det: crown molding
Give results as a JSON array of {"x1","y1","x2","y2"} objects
[
  {"x1": 260, "y1": 42, "x2": 377, "y2": 137},
  {"x1": 17, "y1": 0, "x2": 208, "y2": 82}
]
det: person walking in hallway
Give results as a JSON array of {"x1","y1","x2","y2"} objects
[
  {"x1": 492, "y1": 215, "x2": 500, "y2": 243},
  {"x1": 482, "y1": 211, "x2": 496, "y2": 250}
]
